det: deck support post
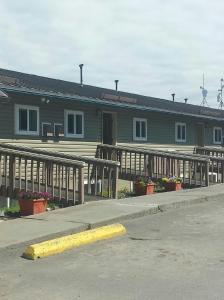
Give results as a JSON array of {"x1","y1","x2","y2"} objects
[
  {"x1": 78, "y1": 167, "x2": 84, "y2": 204},
  {"x1": 112, "y1": 166, "x2": 119, "y2": 199},
  {"x1": 205, "y1": 161, "x2": 209, "y2": 186},
  {"x1": 9, "y1": 154, "x2": 15, "y2": 198}
]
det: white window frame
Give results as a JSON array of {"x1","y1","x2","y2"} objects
[
  {"x1": 42, "y1": 122, "x2": 51, "y2": 136},
  {"x1": 133, "y1": 118, "x2": 147, "y2": 141},
  {"x1": 175, "y1": 122, "x2": 186, "y2": 143},
  {"x1": 54, "y1": 123, "x2": 63, "y2": 136},
  {"x1": 213, "y1": 127, "x2": 222, "y2": 144},
  {"x1": 64, "y1": 110, "x2": 84, "y2": 138},
  {"x1": 15, "y1": 104, "x2": 39, "y2": 136}
]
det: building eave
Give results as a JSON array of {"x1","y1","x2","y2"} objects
[{"x1": 1, "y1": 85, "x2": 224, "y2": 123}]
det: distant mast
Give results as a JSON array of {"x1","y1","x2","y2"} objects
[
  {"x1": 217, "y1": 78, "x2": 224, "y2": 109},
  {"x1": 200, "y1": 74, "x2": 208, "y2": 107}
]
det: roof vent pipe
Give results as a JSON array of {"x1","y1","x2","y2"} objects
[
  {"x1": 184, "y1": 98, "x2": 188, "y2": 104},
  {"x1": 115, "y1": 80, "x2": 119, "y2": 91},
  {"x1": 79, "y1": 64, "x2": 84, "y2": 86},
  {"x1": 171, "y1": 93, "x2": 175, "y2": 102}
]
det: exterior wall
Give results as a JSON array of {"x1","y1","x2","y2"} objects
[
  {"x1": 0, "y1": 92, "x2": 223, "y2": 156},
  {"x1": 116, "y1": 109, "x2": 224, "y2": 151},
  {"x1": 0, "y1": 93, "x2": 101, "y2": 157}
]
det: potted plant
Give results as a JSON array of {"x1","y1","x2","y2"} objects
[
  {"x1": 134, "y1": 177, "x2": 155, "y2": 196},
  {"x1": 18, "y1": 191, "x2": 51, "y2": 216},
  {"x1": 162, "y1": 176, "x2": 182, "y2": 191}
]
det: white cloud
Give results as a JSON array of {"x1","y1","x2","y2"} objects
[{"x1": 0, "y1": 0, "x2": 224, "y2": 107}]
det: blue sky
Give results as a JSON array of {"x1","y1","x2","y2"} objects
[{"x1": 0, "y1": 0, "x2": 223, "y2": 107}]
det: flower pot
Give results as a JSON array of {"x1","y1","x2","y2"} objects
[
  {"x1": 135, "y1": 183, "x2": 155, "y2": 196},
  {"x1": 18, "y1": 198, "x2": 47, "y2": 216},
  {"x1": 164, "y1": 182, "x2": 182, "y2": 192}
]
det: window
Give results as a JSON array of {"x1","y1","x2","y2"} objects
[
  {"x1": 175, "y1": 122, "x2": 186, "y2": 142},
  {"x1": 133, "y1": 118, "x2": 147, "y2": 141},
  {"x1": 213, "y1": 127, "x2": 222, "y2": 144},
  {"x1": 15, "y1": 104, "x2": 39, "y2": 135},
  {"x1": 65, "y1": 110, "x2": 84, "y2": 138}
]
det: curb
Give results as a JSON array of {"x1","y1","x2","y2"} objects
[{"x1": 23, "y1": 223, "x2": 126, "y2": 260}]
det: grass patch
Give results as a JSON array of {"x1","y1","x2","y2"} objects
[
  {"x1": 118, "y1": 187, "x2": 135, "y2": 199},
  {"x1": 1, "y1": 202, "x2": 20, "y2": 217}
]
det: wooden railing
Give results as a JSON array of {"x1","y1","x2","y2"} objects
[
  {"x1": 0, "y1": 143, "x2": 120, "y2": 199},
  {"x1": 0, "y1": 146, "x2": 85, "y2": 205},
  {"x1": 194, "y1": 146, "x2": 224, "y2": 157},
  {"x1": 194, "y1": 146, "x2": 224, "y2": 184},
  {"x1": 97, "y1": 144, "x2": 210, "y2": 187}
]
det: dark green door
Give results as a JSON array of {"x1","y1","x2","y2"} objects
[{"x1": 103, "y1": 113, "x2": 113, "y2": 145}]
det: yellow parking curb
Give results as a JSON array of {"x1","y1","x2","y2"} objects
[{"x1": 23, "y1": 223, "x2": 126, "y2": 260}]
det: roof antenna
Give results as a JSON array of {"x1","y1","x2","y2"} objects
[
  {"x1": 79, "y1": 64, "x2": 84, "y2": 86},
  {"x1": 115, "y1": 80, "x2": 119, "y2": 91},
  {"x1": 217, "y1": 78, "x2": 224, "y2": 109},
  {"x1": 200, "y1": 73, "x2": 209, "y2": 107},
  {"x1": 171, "y1": 93, "x2": 175, "y2": 102}
]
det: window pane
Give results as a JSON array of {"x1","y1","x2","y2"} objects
[
  {"x1": 67, "y1": 114, "x2": 74, "y2": 134},
  {"x1": 177, "y1": 125, "x2": 181, "y2": 140},
  {"x1": 215, "y1": 129, "x2": 221, "y2": 142},
  {"x1": 141, "y1": 121, "x2": 146, "y2": 138},
  {"x1": 19, "y1": 109, "x2": 27, "y2": 131},
  {"x1": 219, "y1": 130, "x2": 222, "y2": 142},
  {"x1": 76, "y1": 114, "x2": 83, "y2": 134},
  {"x1": 29, "y1": 110, "x2": 37, "y2": 131},
  {"x1": 136, "y1": 121, "x2": 140, "y2": 137},
  {"x1": 182, "y1": 125, "x2": 186, "y2": 140}
]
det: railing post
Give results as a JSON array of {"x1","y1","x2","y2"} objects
[
  {"x1": 112, "y1": 165, "x2": 119, "y2": 199},
  {"x1": 9, "y1": 154, "x2": 15, "y2": 198},
  {"x1": 221, "y1": 161, "x2": 224, "y2": 183},
  {"x1": 78, "y1": 167, "x2": 84, "y2": 204},
  {"x1": 148, "y1": 155, "x2": 153, "y2": 177},
  {"x1": 205, "y1": 161, "x2": 209, "y2": 186}
]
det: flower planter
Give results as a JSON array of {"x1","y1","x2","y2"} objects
[
  {"x1": 135, "y1": 183, "x2": 155, "y2": 196},
  {"x1": 18, "y1": 198, "x2": 47, "y2": 216},
  {"x1": 164, "y1": 182, "x2": 182, "y2": 192}
]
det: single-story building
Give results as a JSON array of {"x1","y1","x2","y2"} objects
[{"x1": 0, "y1": 68, "x2": 223, "y2": 156}]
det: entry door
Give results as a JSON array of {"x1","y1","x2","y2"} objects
[
  {"x1": 103, "y1": 113, "x2": 113, "y2": 145},
  {"x1": 196, "y1": 123, "x2": 205, "y2": 147}
]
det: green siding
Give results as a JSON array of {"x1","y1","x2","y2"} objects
[
  {"x1": 116, "y1": 110, "x2": 218, "y2": 146},
  {"x1": 0, "y1": 93, "x2": 223, "y2": 150},
  {"x1": 0, "y1": 94, "x2": 101, "y2": 142}
]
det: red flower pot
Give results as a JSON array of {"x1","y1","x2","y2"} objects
[
  {"x1": 164, "y1": 182, "x2": 182, "y2": 191},
  {"x1": 19, "y1": 198, "x2": 47, "y2": 216},
  {"x1": 135, "y1": 183, "x2": 155, "y2": 196}
]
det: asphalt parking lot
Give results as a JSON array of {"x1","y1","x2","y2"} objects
[{"x1": 1, "y1": 199, "x2": 224, "y2": 300}]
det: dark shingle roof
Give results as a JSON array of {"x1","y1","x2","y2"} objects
[{"x1": 0, "y1": 67, "x2": 223, "y2": 120}]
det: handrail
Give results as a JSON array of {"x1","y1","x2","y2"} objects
[
  {"x1": 0, "y1": 146, "x2": 85, "y2": 205},
  {"x1": 0, "y1": 143, "x2": 120, "y2": 199},
  {"x1": 98, "y1": 144, "x2": 209, "y2": 162},
  {"x1": 0, "y1": 143, "x2": 120, "y2": 167},
  {"x1": 194, "y1": 146, "x2": 224, "y2": 156},
  {"x1": 0, "y1": 147, "x2": 85, "y2": 167},
  {"x1": 97, "y1": 144, "x2": 210, "y2": 187}
]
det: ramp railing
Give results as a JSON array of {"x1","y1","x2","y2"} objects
[
  {"x1": 97, "y1": 144, "x2": 210, "y2": 187},
  {"x1": 0, "y1": 146, "x2": 85, "y2": 205},
  {"x1": 0, "y1": 143, "x2": 120, "y2": 199},
  {"x1": 194, "y1": 146, "x2": 224, "y2": 157}
]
